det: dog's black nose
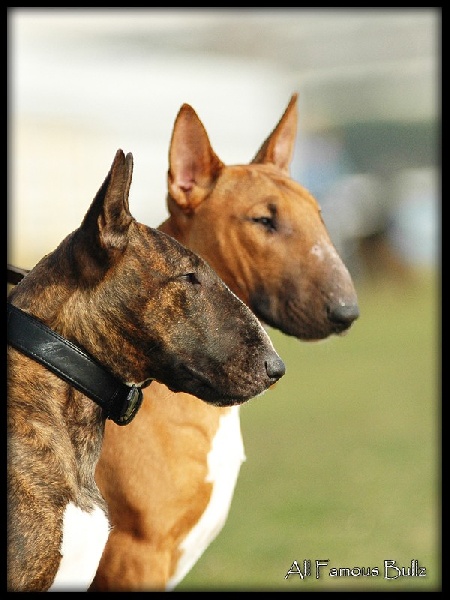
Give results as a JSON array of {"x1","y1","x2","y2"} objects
[
  {"x1": 327, "y1": 302, "x2": 360, "y2": 327},
  {"x1": 265, "y1": 356, "x2": 286, "y2": 380}
]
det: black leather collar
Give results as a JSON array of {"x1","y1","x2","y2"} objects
[{"x1": 7, "y1": 302, "x2": 144, "y2": 426}]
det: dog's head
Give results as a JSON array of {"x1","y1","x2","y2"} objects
[
  {"x1": 9, "y1": 150, "x2": 284, "y2": 407},
  {"x1": 163, "y1": 94, "x2": 359, "y2": 341}
]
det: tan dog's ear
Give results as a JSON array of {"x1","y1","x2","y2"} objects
[
  {"x1": 168, "y1": 104, "x2": 224, "y2": 215},
  {"x1": 251, "y1": 93, "x2": 298, "y2": 175}
]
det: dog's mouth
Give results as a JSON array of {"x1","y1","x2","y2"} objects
[
  {"x1": 250, "y1": 290, "x2": 358, "y2": 341},
  {"x1": 164, "y1": 363, "x2": 262, "y2": 407}
]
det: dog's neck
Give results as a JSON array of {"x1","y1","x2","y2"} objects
[
  {"x1": 8, "y1": 346, "x2": 106, "y2": 506},
  {"x1": 7, "y1": 303, "x2": 144, "y2": 426},
  {"x1": 61, "y1": 387, "x2": 106, "y2": 492}
]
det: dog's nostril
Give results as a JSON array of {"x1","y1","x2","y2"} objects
[
  {"x1": 327, "y1": 302, "x2": 360, "y2": 326},
  {"x1": 265, "y1": 356, "x2": 286, "y2": 380}
]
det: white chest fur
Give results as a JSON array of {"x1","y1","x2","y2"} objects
[
  {"x1": 48, "y1": 502, "x2": 110, "y2": 592},
  {"x1": 167, "y1": 406, "x2": 246, "y2": 590}
]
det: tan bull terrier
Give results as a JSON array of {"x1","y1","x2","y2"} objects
[{"x1": 90, "y1": 95, "x2": 359, "y2": 591}]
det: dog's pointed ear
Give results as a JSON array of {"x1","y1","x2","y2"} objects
[
  {"x1": 251, "y1": 93, "x2": 298, "y2": 175},
  {"x1": 82, "y1": 149, "x2": 134, "y2": 247},
  {"x1": 97, "y1": 149, "x2": 134, "y2": 248},
  {"x1": 73, "y1": 150, "x2": 134, "y2": 282},
  {"x1": 167, "y1": 104, "x2": 224, "y2": 215}
]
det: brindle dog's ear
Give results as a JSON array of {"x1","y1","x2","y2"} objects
[
  {"x1": 91, "y1": 149, "x2": 134, "y2": 250},
  {"x1": 71, "y1": 150, "x2": 134, "y2": 284},
  {"x1": 251, "y1": 93, "x2": 298, "y2": 175}
]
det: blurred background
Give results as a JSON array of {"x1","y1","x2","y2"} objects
[{"x1": 8, "y1": 8, "x2": 440, "y2": 591}]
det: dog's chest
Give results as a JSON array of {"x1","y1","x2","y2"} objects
[
  {"x1": 167, "y1": 406, "x2": 246, "y2": 590},
  {"x1": 49, "y1": 502, "x2": 110, "y2": 591}
]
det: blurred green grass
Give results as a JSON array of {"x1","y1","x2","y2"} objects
[{"x1": 177, "y1": 269, "x2": 440, "y2": 591}]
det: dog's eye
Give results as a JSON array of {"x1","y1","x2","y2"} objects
[
  {"x1": 179, "y1": 272, "x2": 200, "y2": 285},
  {"x1": 252, "y1": 216, "x2": 276, "y2": 232}
]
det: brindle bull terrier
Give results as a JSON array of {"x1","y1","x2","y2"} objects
[
  {"x1": 7, "y1": 149, "x2": 285, "y2": 591},
  {"x1": 90, "y1": 95, "x2": 359, "y2": 591}
]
